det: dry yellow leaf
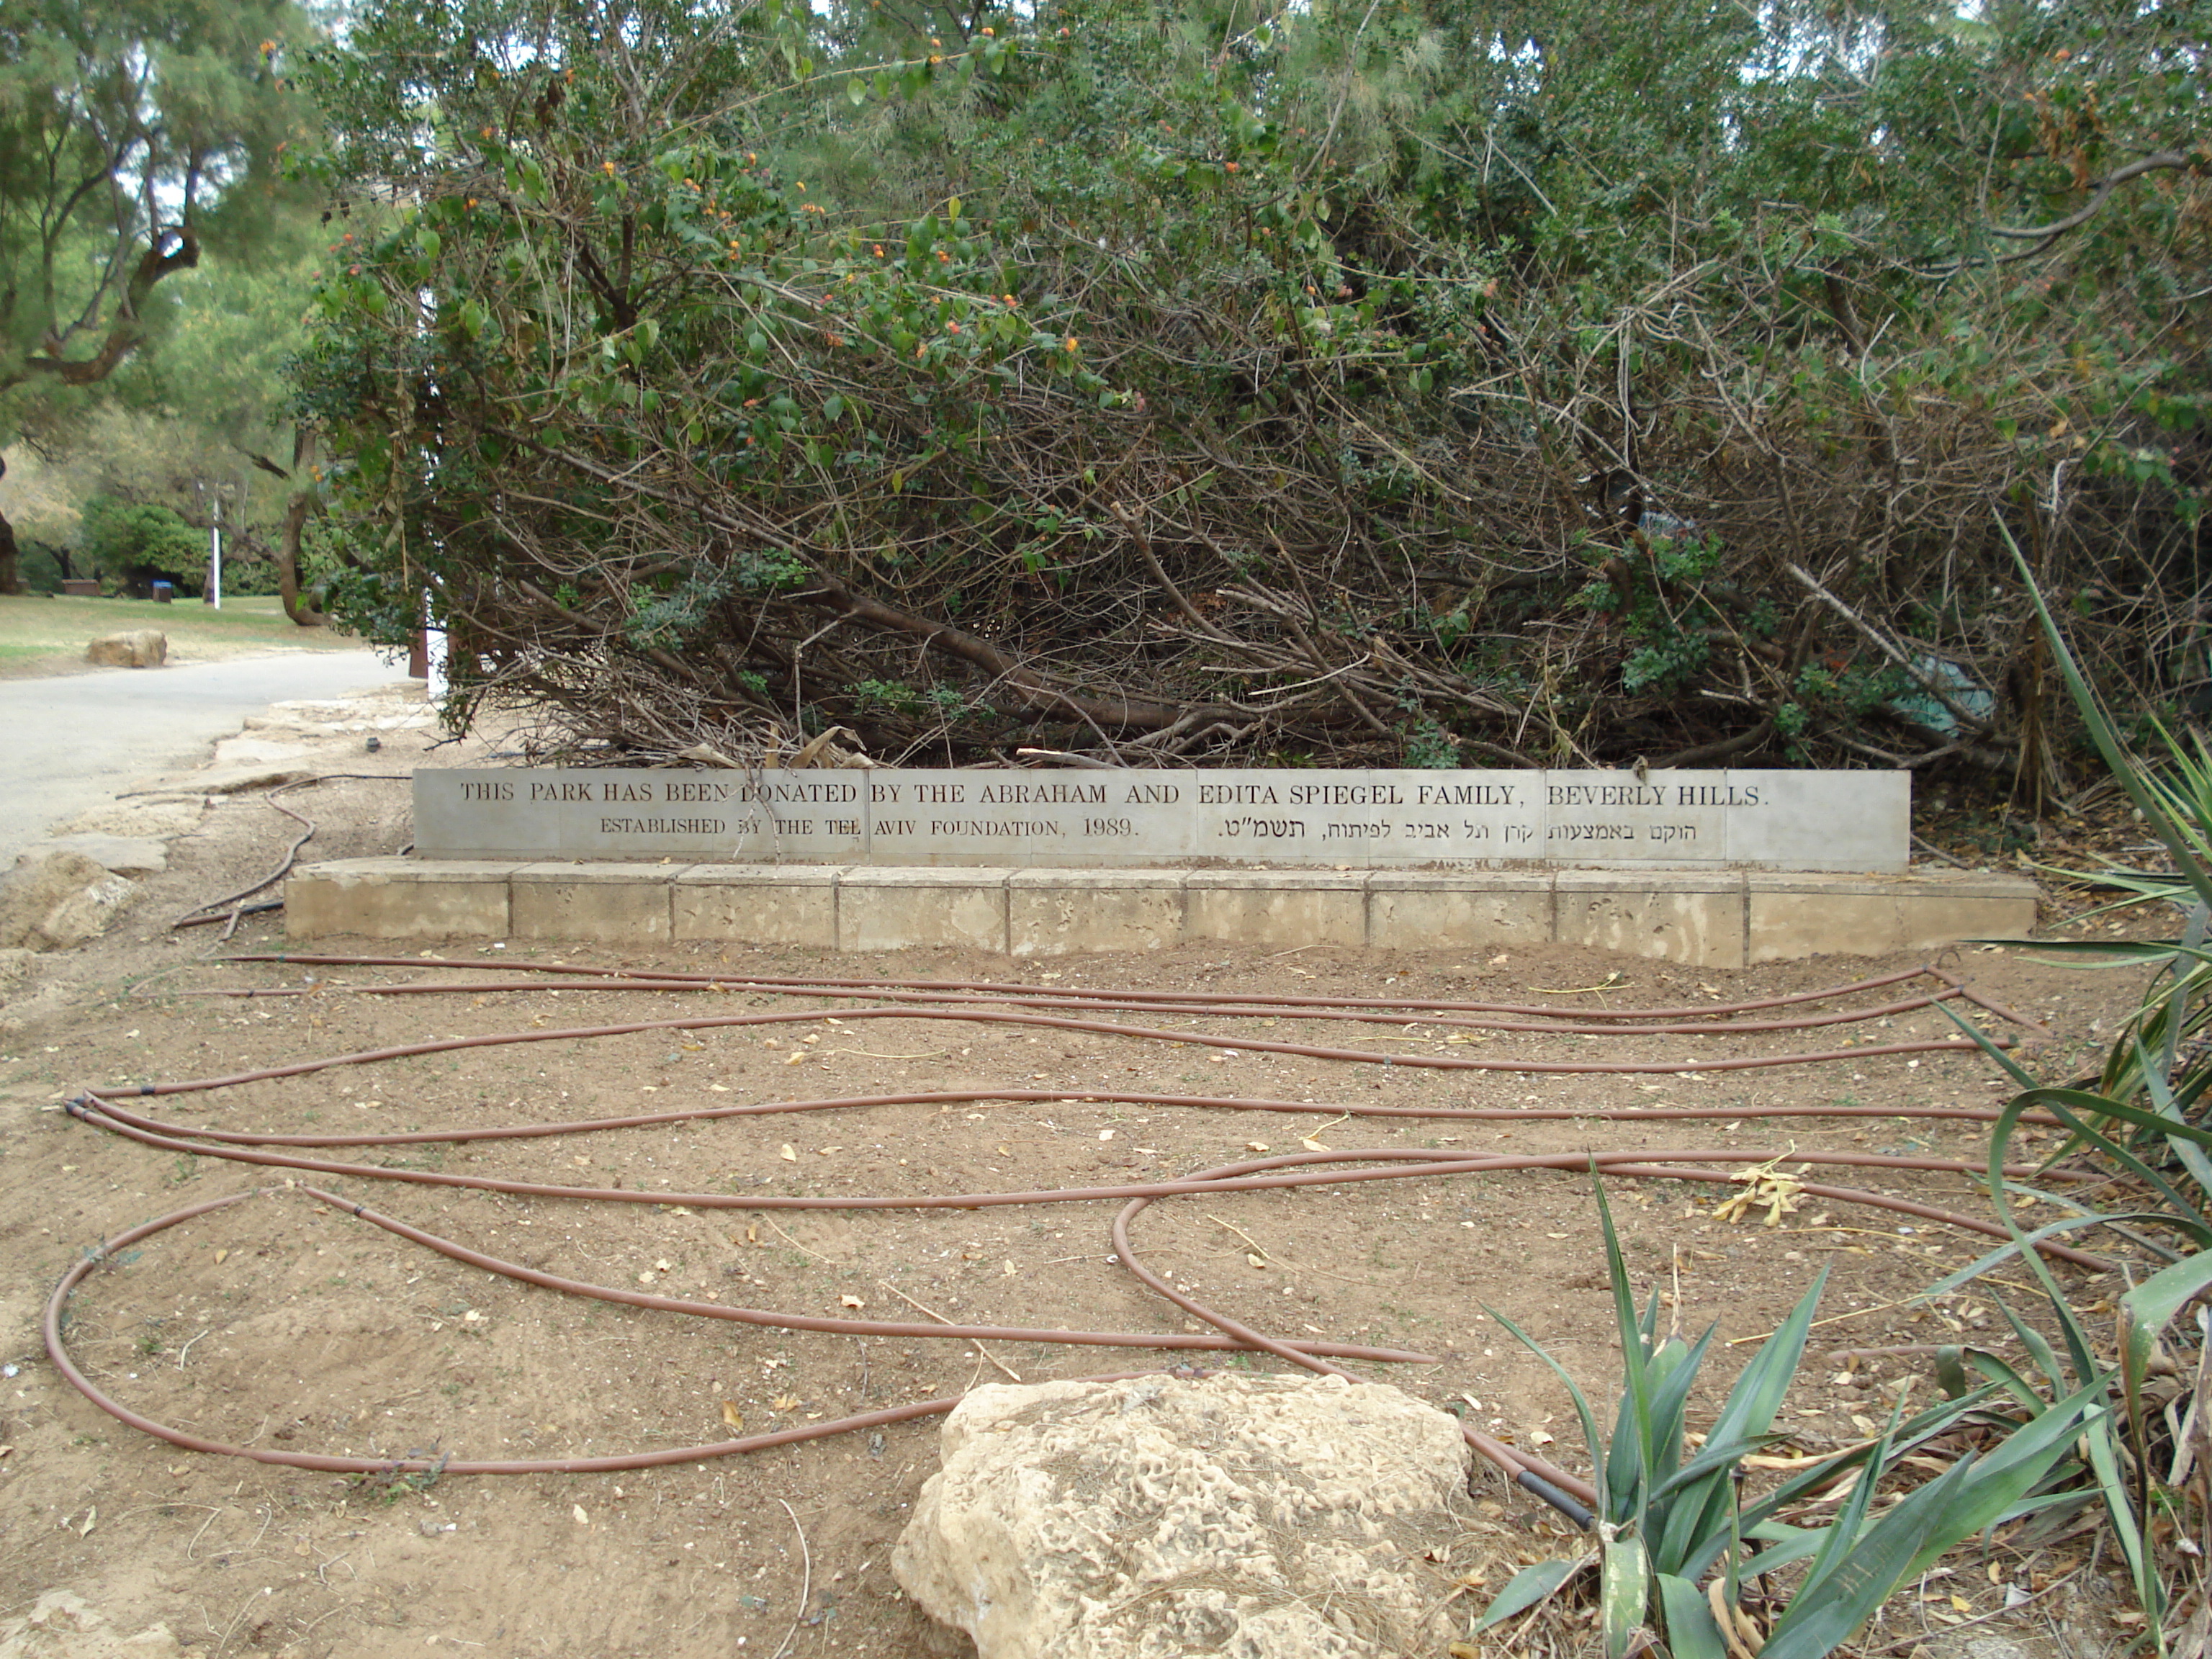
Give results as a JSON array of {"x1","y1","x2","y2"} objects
[
  {"x1": 721, "y1": 1401, "x2": 745, "y2": 1430},
  {"x1": 213, "y1": 1249, "x2": 229, "y2": 1265},
  {"x1": 840, "y1": 1294, "x2": 865, "y2": 1308},
  {"x1": 1300, "y1": 1136, "x2": 1328, "y2": 1152},
  {"x1": 773, "y1": 1393, "x2": 800, "y2": 1411},
  {"x1": 779, "y1": 1143, "x2": 798, "y2": 1161}
]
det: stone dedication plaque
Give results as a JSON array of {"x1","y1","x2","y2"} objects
[{"x1": 415, "y1": 767, "x2": 1907, "y2": 871}]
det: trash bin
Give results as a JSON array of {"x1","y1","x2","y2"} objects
[{"x1": 151, "y1": 581, "x2": 173, "y2": 603}]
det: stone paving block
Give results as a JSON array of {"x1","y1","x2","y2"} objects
[
  {"x1": 1555, "y1": 871, "x2": 1747, "y2": 968},
  {"x1": 511, "y1": 863, "x2": 678, "y2": 942},
  {"x1": 287, "y1": 858, "x2": 512, "y2": 940},
  {"x1": 1367, "y1": 873, "x2": 1553, "y2": 951},
  {"x1": 1009, "y1": 870, "x2": 1184, "y2": 956},
  {"x1": 675, "y1": 865, "x2": 838, "y2": 947},
  {"x1": 1184, "y1": 871, "x2": 1367, "y2": 948},
  {"x1": 838, "y1": 868, "x2": 1011, "y2": 953}
]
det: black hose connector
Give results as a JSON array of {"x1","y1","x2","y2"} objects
[{"x1": 1516, "y1": 1469, "x2": 1595, "y2": 1530}]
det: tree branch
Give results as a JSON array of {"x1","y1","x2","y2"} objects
[
  {"x1": 10, "y1": 229, "x2": 199, "y2": 391},
  {"x1": 1988, "y1": 150, "x2": 2197, "y2": 240}
]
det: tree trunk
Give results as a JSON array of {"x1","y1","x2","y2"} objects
[
  {"x1": 0, "y1": 503, "x2": 24, "y2": 596},
  {"x1": 276, "y1": 485, "x2": 325, "y2": 626}
]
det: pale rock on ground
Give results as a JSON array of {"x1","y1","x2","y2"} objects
[
  {"x1": 242, "y1": 686, "x2": 439, "y2": 738},
  {"x1": 893, "y1": 1373, "x2": 1471, "y2": 1659},
  {"x1": 209, "y1": 734, "x2": 312, "y2": 768},
  {"x1": 48, "y1": 800, "x2": 204, "y2": 840},
  {"x1": 22, "y1": 835, "x2": 168, "y2": 877},
  {"x1": 83, "y1": 631, "x2": 167, "y2": 669},
  {"x1": 0, "y1": 850, "x2": 137, "y2": 952},
  {"x1": 0, "y1": 1591, "x2": 181, "y2": 1658}
]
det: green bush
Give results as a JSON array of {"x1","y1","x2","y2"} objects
[{"x1": 76, "y1": 496, "x2": 205, "y2": 590}]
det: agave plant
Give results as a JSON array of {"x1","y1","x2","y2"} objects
[
  {"x1": 1475, "y1": 1177, "x2": 2105, "y2": 1659},
  {"x1": 1920, "y1": 531, "x2": 2212, "y2": 1649}
]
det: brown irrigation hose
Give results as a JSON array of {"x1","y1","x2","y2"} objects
[
  {"x1": 78, "y1": 1084, "x2": 2059, "y2": 1152},
  {"x1": 173, "y1": 791, "x2": 317, "y2": 930},
  {"x1": 116, "y1": 1002, "x2": 2006, "y2": 1100},
  {"x1": 310, "y1": 1184, "x2": 1429, "y2": 1361},
  {"x1": 251, "y1": 953, "x2": 2042, "y2": 1038},
  {"x1": 67, "y1": 1096, "x2": 2113, "y2": 1268},
  {"x1": 1106, "y1": 1151, "x2": 1599, "y2": 1513},
  {"x1": 183, "y1": 974, "x2": 2006, "y2": 1043},
  {"x1": 42, "y1": 1188, "x2": 1166, "y2": 1476},
  {"x1": 50, "y1": 960, "x2": 2090, "y2": 1524},
  {"x1": 238, "y1": 954, "x2": 1959, "y2": 1023},
  {"x1": 240, "y1": 955, "x2": 2056, "y2": 1040}
]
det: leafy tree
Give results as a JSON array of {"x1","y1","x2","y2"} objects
[{"x1": 0, "y1": 0, "x2": 318, "y2": 593}]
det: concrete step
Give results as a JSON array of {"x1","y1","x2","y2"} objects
[{"x1": 284, "y1": 860, "x2": 2039, "y2": 968}]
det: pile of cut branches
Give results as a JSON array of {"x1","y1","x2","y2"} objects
[{"x1": 290, "y1": 0, "x2": 2210, "y2": 780}]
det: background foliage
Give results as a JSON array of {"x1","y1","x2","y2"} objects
[
  {"x1": 0, "y1": 0, "x2": 325, "y2": 606},
  {"x1": 276, "y1": 0, "x2": 2207, "y2": 770}
]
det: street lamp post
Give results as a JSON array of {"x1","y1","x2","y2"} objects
[{"x1": 205, "y1": 494, "x2": 222, "y2": 608}]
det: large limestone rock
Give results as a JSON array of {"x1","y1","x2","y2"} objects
[
  {"x1": 84, "y1": 629, "x2": 167, "y2": 668},
  {"x1": 893, "y1": 1373, "x2": 1470, "y2": 1659},
  {"x1": 0, "y1": 850, "x2": 138, "y2": 950}
]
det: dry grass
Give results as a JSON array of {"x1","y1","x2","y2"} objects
[{"x1": 0, "y1": 594, "x2": 363, "y2": 676}]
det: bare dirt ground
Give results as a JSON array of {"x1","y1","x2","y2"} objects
[{"x1": 0, "y1": 709, "x2": 2170, "y2": 1658}]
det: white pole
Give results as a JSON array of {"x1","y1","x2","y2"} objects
[{"x1": 207, "y1": 497, "x2": 222, "y2": 608}]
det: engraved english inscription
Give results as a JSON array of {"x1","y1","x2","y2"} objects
[{"x1": 413, "y1": 766, "x2": 1907, "y2": 871}]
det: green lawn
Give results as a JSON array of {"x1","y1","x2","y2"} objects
[{"x1": 0, "y1": 593, "x2": 366, "y2": 675}]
